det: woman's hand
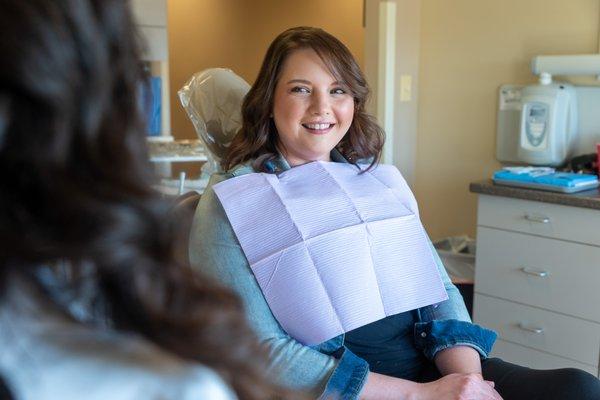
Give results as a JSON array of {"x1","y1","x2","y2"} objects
[
  {"x1": 359, "y1": 371, "x2": 503, "y2": 400},
  {"x1": 414, "y1": 373, "x2": 503, "y2": 400}
]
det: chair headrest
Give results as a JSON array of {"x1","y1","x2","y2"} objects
[{"x1": 178, "y1": 68, "x2": 250, "y2": 166}]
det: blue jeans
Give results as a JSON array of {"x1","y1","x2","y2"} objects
[{"x1": 345, "y1": 310, "x2": 426, "y2": 380}]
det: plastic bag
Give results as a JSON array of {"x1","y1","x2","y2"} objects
[
  {"x1": 433, "y1": 235, "x2": 475, "y2": 284},
  {"x1": 178, "y1": 68, "x2": 250, "y2": 177}
]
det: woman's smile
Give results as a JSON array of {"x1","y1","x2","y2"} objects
[{"x1": 302, "y1": 122, "x2": 336, "y2": 134}]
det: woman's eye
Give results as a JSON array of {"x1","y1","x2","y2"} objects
[
  {"x1": 331, "y1": 88, "x2": 347, "y2": 95},
  {"x1": 291, "y1": 86, "x2": 310, "y2": 94}
]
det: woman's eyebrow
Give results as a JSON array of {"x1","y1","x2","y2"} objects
[
  {"x1": 286, "y1": 79, "x2": 343, "y2": 86},
  {"x1": 286, "y1": 79, "x2": 311, "y2": 85}
]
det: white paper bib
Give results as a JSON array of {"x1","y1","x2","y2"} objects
[{"x1": 214, "y1": 161, "x2": 447, "y2": 345}]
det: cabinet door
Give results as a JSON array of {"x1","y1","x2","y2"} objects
[
  {"x1": 475, "y1": 226, "x2": 600, "y2": 323},
  {"x1": 130, "y1": 0, "x2": 167, "y2": 26},
  {"x1": 130, "y1": 0, "x2": 168, "y2": 62},
  {"x1": 138, "y1": 26, "x2": 168, "y2": 61},
  {"x1": 474, "y1": 294, "x2": 600, "y2": 367}
]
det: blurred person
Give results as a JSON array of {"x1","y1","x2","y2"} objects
[{"x1": 0, "y1": 1, "x2": 289, "y2": 399}]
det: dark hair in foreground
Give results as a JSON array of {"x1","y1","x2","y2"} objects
[
  {"x1": 0, "y1": 1, "x2": 285, "y2": 398},
  {"x1": 223, "y1": 26, "x2": 385, "y2": 172}
]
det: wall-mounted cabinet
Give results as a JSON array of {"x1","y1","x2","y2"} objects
[{"x1": 130, "y1": 0, "x2": 171, "y2": 137}]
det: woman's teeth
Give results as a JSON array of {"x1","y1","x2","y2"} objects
[{"x1": 303, "y1": 123, "x2": 333, "y2": 130}]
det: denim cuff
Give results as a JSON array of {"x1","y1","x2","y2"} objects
[
  {"x1": 319, "y1": 347, "x2": 369, "y2": 400},
  {"x1": 414, "y1": 319, "x2": 497, "y2": 361}
]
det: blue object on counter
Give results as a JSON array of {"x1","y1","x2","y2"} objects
[
  {"x1": 493, "y1": 169, "x2": 599, "y2": 193},
  {"x1": 139, "y1": 76, "x2": 162, "y2": 136}
]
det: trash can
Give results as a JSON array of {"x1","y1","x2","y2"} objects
[{"x1": 433, "y1": 236, "x2": 475, "y2": 317}]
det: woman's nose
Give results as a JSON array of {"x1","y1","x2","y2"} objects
[{"x1": 309, "y1": 91, "x2": 331, "y2": 115}]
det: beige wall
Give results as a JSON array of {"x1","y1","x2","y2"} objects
[
  {"x1": 168, "y1": 0, "x2": 364, "y2": 143},
  {"x1": 416, "y1": 0, "x2": 599, "y2": 240}
]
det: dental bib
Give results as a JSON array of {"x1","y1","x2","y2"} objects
[{"x1": 214, "y1": 161, "x2": 447, "y2": 345}]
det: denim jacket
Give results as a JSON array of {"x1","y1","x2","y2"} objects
[{"x1": 188, "y1": 151, "x2": 496, "y2": 399}]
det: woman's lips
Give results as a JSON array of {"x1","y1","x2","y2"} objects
[{"x1": 302, "y1": 123, "x2": 335, "y2": 134}]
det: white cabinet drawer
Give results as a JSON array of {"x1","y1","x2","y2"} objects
[
  {"x1": 474, "y1": 294, "x2": 600, "y2": 366},
  {"x1": 491, "y1": 339, "x2": 599, "y2": 377},
  {"x1": 475, "y1": 227, "x2": 600, "y2": 322},
  {"x1": 477, "y1": 195, "x2": 600, "y2": 246}
]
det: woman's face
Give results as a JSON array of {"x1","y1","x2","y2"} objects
[{"x1": 272, "y1": 48, "x2": 354, "y2": 167}]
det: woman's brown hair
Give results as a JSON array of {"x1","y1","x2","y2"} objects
[
  {"x1": 0, "y1": 1, "x2": 288, "y2": 398},
  {"x1": 223, "y1": 26, "x2": 385, "y2": 172}
]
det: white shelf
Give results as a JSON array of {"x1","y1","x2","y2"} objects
[{"x1": 531, "y1": 54, "x2": 600, "y2": 76}]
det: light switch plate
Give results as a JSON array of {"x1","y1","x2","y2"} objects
[{"x1": 400, "y1": 74, "x2": 412, "y2": 102}]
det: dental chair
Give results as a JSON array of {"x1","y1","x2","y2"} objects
[
  {"x1": 170, "y1": 191, "x2": 202, "y2": 265},
  {"x1": 174, "y1": 68, "x2": 250, "y2": 265}
]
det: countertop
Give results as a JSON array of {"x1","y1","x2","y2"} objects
[
  {"x1": 469, "y1": 180, "x2": 600, "y2": 210},
  {"x1": 147, "y1": 139, "x2": 207, "y2": 162}
]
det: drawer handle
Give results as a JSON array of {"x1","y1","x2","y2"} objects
[
  {"x1": 517, "y1": 323, "x2": 544, "y2": 334},
  {"x1": 523, "y1": 214, "x2": 550, "y2": 224},
  {"x1": 520, "y1": 267, "x2": 549, "y2": 278}
]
